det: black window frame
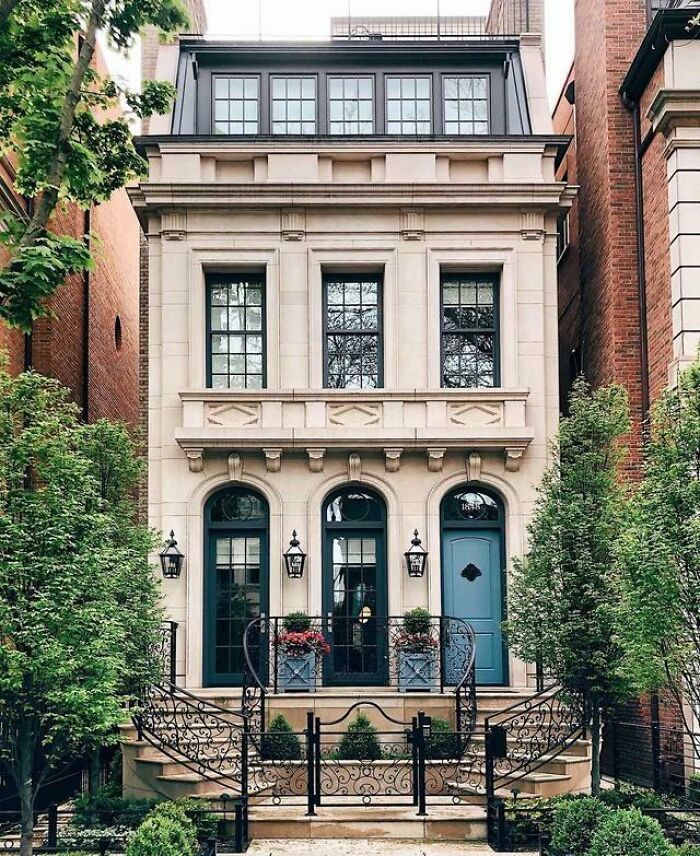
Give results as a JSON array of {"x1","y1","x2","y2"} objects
[
  {"x1": 384, "y1": 74, "x2": 433, "y2": 135},
  {"x1": 211, "y1": 73, "x2": 261, "y2": 135},
  {"x1": 327, "y1": 74, "x2": 376, "y2": 135},
  {"x1": 269, "y1": 74, "x2": 318, "y2": 135},
  {"x1": 206, "y1": 271, "x2": 267, "y2": 390},
  {"x1": 441, "y1": 73, "x2": 491, "y2": 135},
  {"x1": 322, "y1": 271, "x2": 384, "y2": 390},
  {"x1": 440, "y1": 272, "x2": 501, "y2": 389}
]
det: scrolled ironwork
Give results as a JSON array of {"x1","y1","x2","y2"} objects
[{"x1": 135, "y1": 681, "x2": 248, "y2": 795}]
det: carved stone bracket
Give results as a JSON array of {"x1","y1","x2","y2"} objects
[
  {"x1": 520, "y1": 210, "x2": 545, "y2": 242},
  {"x1": 400, "y1": 208, "x2": 425, "y2": 241},
  {"x1": 186, "y1": 448, "x2": 204, "y2": 473},
  {"x1": 263, "y1": 448, "x2": 283, "y2": 473},
  {"x1": 384, "y1": 448, "x2": 403, "y2": 473},
  {"x1": 467, "y1": 451, "x2": 482, "y2": 482},
  {"x1": 281, "y1": 208, "x2": 306, "y2": 241},
  {"x1": 505, "y1": 447, "x2": 525, "y2": 472},
  {"x1": 161, "y1": 211, "x2": 187, "y2": 241},
  {"x1": 306, "y1": 448, "x2": 326, "y2": 473},
  {"x1": 427, "y1": 447, "x2": 446, "y2": 473},
  {"x1": 228, "y1": 453, "x2": 243, "y2": 482},
  {"x1": 348, "y1": 453, "x2": 362, "y2": 482}
]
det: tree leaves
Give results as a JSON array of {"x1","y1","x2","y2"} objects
[{"x1": 0, "y1": 0, "x2": 188, "y2": 330}]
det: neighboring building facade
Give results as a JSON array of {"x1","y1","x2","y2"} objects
[
  {"x1": 0, "y1": 45, "x2": 140, "y2": 425},
  {"x1": 133, "y1": 18, "x2": 571, "y2": 694},
  {"x1": 554, "y1": 0, "x2": 700, "y2": 794}
]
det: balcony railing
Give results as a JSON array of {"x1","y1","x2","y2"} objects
[{"x1": 649, "y1": 0, "x2": 700, "y2": 22}]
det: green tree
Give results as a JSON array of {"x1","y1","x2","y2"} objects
[
  {"x1": 619, "y1": 357, "x2": 700, "y2": 759},
  {"x1": 0, "y1": 364, "x2": 163, "y2": 856},
  {"x1": 0, "y1": 0, "x2": 188, "y2": 329},
  {"x1": 505, "y1": 379, "x2": 636, "y2": 794}
]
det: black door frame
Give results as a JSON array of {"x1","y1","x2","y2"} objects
[
  {"x1": 440, "y1": 485, "x2": 508, "y2": 687},
  {"x1": 203, "y1": 487, "x2": 270, "y2": 687},
  {"x1": 322, "y1": 487, "x2": 389, "y2": 687}
]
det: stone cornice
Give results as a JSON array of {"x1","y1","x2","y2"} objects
[
  {"x1": 129, "y1": 181, "x2": 571, "y2": 213},
  {"x1": 648, "y1": 89, "x2": 700, "y2": 136}
]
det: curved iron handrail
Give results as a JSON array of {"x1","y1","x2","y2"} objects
[
  {"x1": 241, "y1": 614, "x2": 478, "y2": 734},
  {"x1": 320, "y1": 699, "x2": 409, "y2": 728},
  {"x1": 484, "y1": 683, "x2": 588, "y2": 790},
  {"x1": 134, "y1": 682, "x2": 249, "y2": 795}
]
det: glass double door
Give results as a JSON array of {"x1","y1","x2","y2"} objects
[{"x1": 323, "y1": 531, "x2": 388, "y2": 686}]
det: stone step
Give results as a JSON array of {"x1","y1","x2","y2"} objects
[{"x1": 247, "y1": 800, "x2": 488, "y2": 841}]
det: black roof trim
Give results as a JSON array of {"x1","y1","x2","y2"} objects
[
  {"x1": 621, "y1": 10, "x2": 699, "y2": 102},
  {"x1": 178, "y1": 38, "x2": 522, "y2": 57}
]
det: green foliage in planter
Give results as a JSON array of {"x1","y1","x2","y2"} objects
[
  {"x1": 426, "y1": 716, "x2": 460, "y2": 760},
  {"x1": 403, "y1": 607, "x2": 432, "y2": 636},
  {"x1": 587, "y1": 808, "x2": 675, "y2": 856},
  {"x1": 549, "y1": 796, "x2": 612, "y2": 856},
  {"x1": 282, "y1": 612, "x2": 312, "y2": 633},
  {"x1": 598, "y1": 786, "x2": 664, "y2": 811},
  {"x1": 337, "y1": 712, "x2": 381, "y2": 761},
  {"x1": 72, "y1": 785, "x2": 158, "y2": 829},
  {"x1": 175, "y1": 798, "x2": 218, "y2": 842},
  {"x1": 126, "y1": 802, "x2": 198, "y2": 856},
  {"x1": 56, "y1": 826, "x2": 131, "y2": 851},
  {"x1": 262, "y1": 714, "x2": 302, "y2": 761}
]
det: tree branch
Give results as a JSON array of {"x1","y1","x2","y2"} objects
[
  {"x1": 0, "y1": 0, "x2": 22, "y2": 31},
  {"x1": 17, "y1": 0, "x2": 106, "y2": 252}
]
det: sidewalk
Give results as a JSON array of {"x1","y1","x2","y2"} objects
[{"x1": 247, "y1": 841, "x2": 531, "y2": 855}]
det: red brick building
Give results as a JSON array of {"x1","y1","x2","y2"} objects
[
  {"x1": 554, "y1": 0, "x2": 700, "y2": 792},
  {"x1": 0, "y1": 45, "x2": 140, "y2": 426}
]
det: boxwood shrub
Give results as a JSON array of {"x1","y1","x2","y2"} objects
[
  {"x1": 125, "y1": 802, "x2": 198, "y2": 856},
  {"x1": 587, "y1": 808, "x2": 675, "y2": 856},
  {"x1": 549, "y1": 796, "x2": 612, "y2": 856}
]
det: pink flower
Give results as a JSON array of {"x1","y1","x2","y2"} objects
[{"x1": 275, "y1": 629, "x2": 331, "y2": 657}]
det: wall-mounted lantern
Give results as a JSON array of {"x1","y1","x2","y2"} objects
[
  {"x1": 283, "y1": 530, "x2": 306, "y2": 579},
  {"x1": 159, "y1": 530, "x2": 184, "y2": 579},
  {"x1": 405, "y1": 529, "x2": 428, "y2": 578}
]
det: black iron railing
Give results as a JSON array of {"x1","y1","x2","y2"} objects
[{"x1": 241, "y1": 614, "x2": 477, "y2": 736}]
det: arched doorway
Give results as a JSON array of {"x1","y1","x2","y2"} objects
[
  {"x1": 441, "y1": 486, "x2": 506, "y2": 686},
  {"x1": 322, "y1": 487, "x2": 388, "y2": 686},
  {"x1": 203, "y1": 486, "x2": 269, "y2": 687}
]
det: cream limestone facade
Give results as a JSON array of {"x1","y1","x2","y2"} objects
[{"x1": 132, "y1": 33, "x2": 572, "y2": 693}]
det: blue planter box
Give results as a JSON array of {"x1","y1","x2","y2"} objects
[
  {"x1": 278, "y1": 651, "x2": 316, "y2": 692},
  {"x1": 397, "y1": 651, "x2": 436, "y2": 692}
]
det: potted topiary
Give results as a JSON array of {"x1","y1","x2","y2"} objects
[
  {"x1": 275, "y1": 612, "x2": 330, "y2": 693},
  {"x1": 394, "y1": 608, "x2": 438, "y2": 692},
  {"x1": 261, "y1": 714, "x2": 302, "y2": 761}
]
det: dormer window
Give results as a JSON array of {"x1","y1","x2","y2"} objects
[
  {"x1": 213, "y1": 76, "x2": 259, "y2": 135},
  {"x1": 443, "y1": 76, "x2": 489, "y2": 134},
  {"x1": 386, "y1": 76, "x2": 432, "y2": 134},
  {"x1": 271, "y1": 76, "x2": 317, "y2": 134}
]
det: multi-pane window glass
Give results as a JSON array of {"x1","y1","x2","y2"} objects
[
  {"x1": 443, "y1": 76, "x2": 489, "y2": 134},
  {"x1": 271, "y1": 76, "x2": 316, "y2": 134},
  {"x1": 328, "y1": 77, "x2": 374, "y2": 134},
  {"x1": 386, "y1": 76, "x2": 431, "y2": 134},
  {"x1": 441, "y1": 275, "x2": 499, "y2": 388},
  {"x1": 208, "y1": 276, "x2": 264, "y2": 390},
  {"x1": 213, "y1": 77, "x2": 259, "y2": 134},
  {"x1": 324, "y1": 275, "x2": 382, "y2": 389},
  {"x1": 214, "y1": 535, "x2": 261, "y2": 678}
]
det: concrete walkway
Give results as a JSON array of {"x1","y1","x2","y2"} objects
[{"x1": 247, "y1": 841, "x2": 531, "y2": 855}]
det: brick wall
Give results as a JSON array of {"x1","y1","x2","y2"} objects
[
  {"x1": 573, "y1": 0, "x2": 648, "y2": 462},
  {"x1": 0, "y1": 41, "x2": 140, "y2": 427}
]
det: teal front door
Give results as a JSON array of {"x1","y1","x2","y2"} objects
[{"x1": 442, "y1": 528, "x2": 505, "y2": 685}]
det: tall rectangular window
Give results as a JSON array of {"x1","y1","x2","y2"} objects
[
  {"x1": 441, "y1": 274, "x2": 499, "y2": 388},
  {"x1": 213, "y1": 76, "x2": 259, "y2": 134},
  {"x1": 443, "y1": 76, "x2": 489, "y2": 134},
  {"x1": 324, "y1": 274, "x2": 382, "y2": 389},
  {"x1": 386, "y1": 76, "x2": 431, "y2": 134},
  {"x1": 271, "y1": 76, "x2": 316, "y2": 134},
  {"x1": 207, "y1": 274, "x2": 265, "y2": 389},
  {"x1": 328, "y1": 77, "x2": 374, "y2": 134}
]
